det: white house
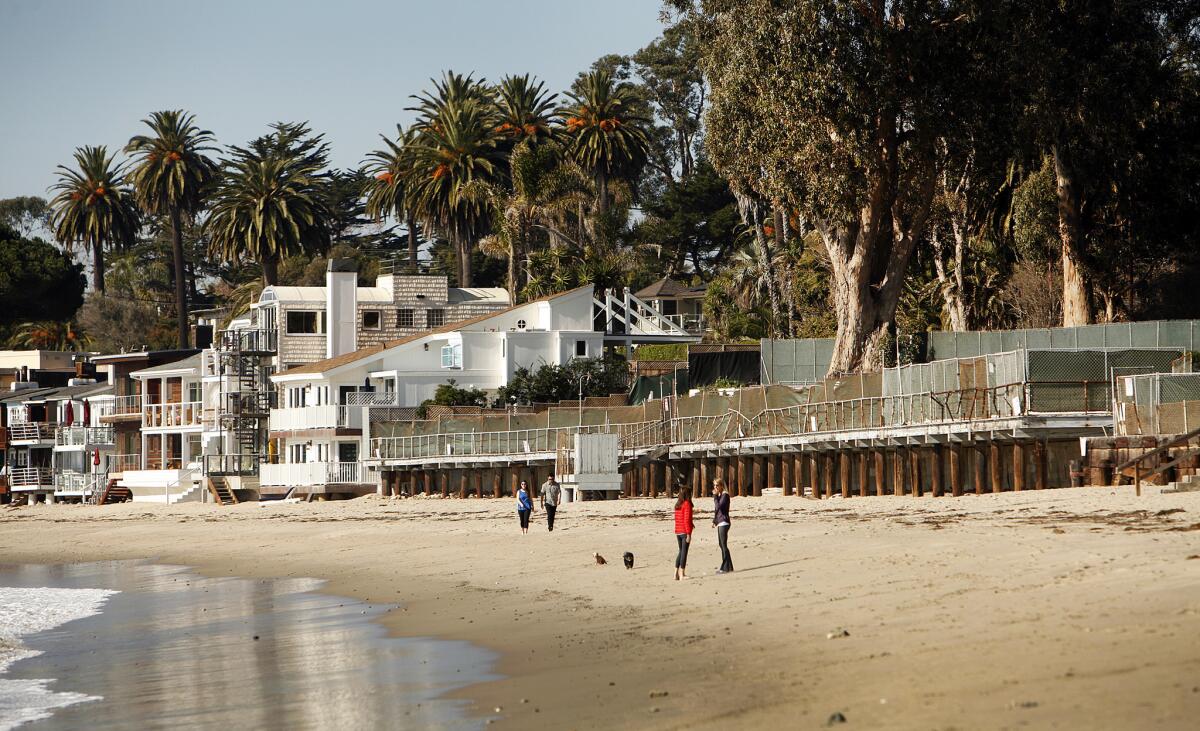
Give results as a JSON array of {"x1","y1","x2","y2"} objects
[{"x1": 263, "y1": 285, "x2": 698, "y2": 499}]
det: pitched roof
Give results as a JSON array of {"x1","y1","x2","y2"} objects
[
  {"x1": 279, "y1": 285, "x2": 591, "y2": 377},
  {"x1": 635, "y1": 277, "x2": 707, "y2": 299},
  {"x1": 130, "y1": 353, "x2": 202, "y2": 377}
]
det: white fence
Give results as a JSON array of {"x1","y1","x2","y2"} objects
[
  {"x1": 269, "y1": 405, "x2": 362, "y2": 431},
  {"x1": 55, "y1": 426, "x2": 115, "y2": 447},
  {"x1": 260, "y1": 461, "x2": 364, "y2": 487}
]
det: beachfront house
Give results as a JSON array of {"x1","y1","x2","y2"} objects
[
  {"x1": 263, "y1": 284, "x2": 699, "y2": 499},
  {"x1": 633, "y1": 277, "x2": 708, "y2": 335},
  {"x1": 50, "y1": 382, "x2": 116, "y2": 502}
]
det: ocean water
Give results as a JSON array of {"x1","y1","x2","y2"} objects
[{"x1": 0, "y1": 562, "x2": 498, "y2": 730}]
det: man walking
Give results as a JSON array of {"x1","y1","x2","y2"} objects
[{"x1": 541, "y1": 475, "x2": 562, "y2": 531}]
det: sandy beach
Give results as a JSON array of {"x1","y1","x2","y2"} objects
[{"x1": 2, "y1": 487, "x2": 1199, "y2": 730}]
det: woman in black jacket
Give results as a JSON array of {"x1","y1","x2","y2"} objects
[{"x1": 712, "y1": 478, "x2": 733, "y2": 573}]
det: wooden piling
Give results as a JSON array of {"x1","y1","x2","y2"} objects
[
  {"x1": 767, "y1": 455, "x2": 777, "y2": 495},
  {"x1": 409, "y1": 470, "x2": 419, "y2": 496},
  {"x1": 857, "y1": 451, "x2": 869, "y2": 497},
  {"x1": 949, "y1": 444, "x2": 962, "y2": 497},
  {"x1": 457, "y1": 470, "x2": 467, "y2": 499},
  {"x1": 781, "y1": 453, "x2": 793, "y2": 496},
  {"x1": 692, "y1": 460, "x2": 701, "y2": 495},
  {"x1": 808, "y1": 453, "x2": 820, "y2": 499},
  {"x1": 474, "y1": 470, "x2": 483, "y2": 499},
  {"x1": 874, "y1": 450, "x2": 885, "y2": 497},
  {"x1": 909, "y1": 447, "x2": 922, "y2": 497},
  {"x1": 930, "y1": 446, "x2": 944, "y2": 498},
  {"x1": 493, "y1": 470, "x2": 502, "y2": 499},
  {"x1": 823, "y1": 453, "x2": 834, "y2": 498},
  {"x1": 1013, "y1": 442, "x2": 1025, "y2": 492},
  {"x1": 1034, "y1": 440, "x2": 1048, "y2": 490},
  {"x1": 973, "y1": 444, "x2": 985, "y2": 495},
  {"x1": 753, "y1": 456, "x2": 764, "y2": 496},
  {"x1": 893, "y1": 450, "x2": 905, "y2": 496},
  {"x1": 989, "y1": 442, "x2": 1002, "y2": 493},
  {"x1": 700, "y1": 459, "x2": 710, "y2": 498}
]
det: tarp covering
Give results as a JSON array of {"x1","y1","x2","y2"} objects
[
  {"x1": 688, "y1": 351, "x2": 761, "y2": 388},
  {"x1": 630, "y1": 373, "x2": 689, "y2": 404}
]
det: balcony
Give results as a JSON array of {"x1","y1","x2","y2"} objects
[
  {"x1": 101, "y1": 394, "x2": 143, "y2": 423},
  {"x1": 55, "y1": 425, "x2": 115, "y2": 448},
  {"x1": 105, "y1": 453, "x2": 140, "y2": 474},
  {"x1": 664, "y1": 313, "x2": 706, "y2": 335},
  {"x1": 219, "y1": 328, "x2": 277, "y2": 355},
  {"x1": 260, "y1": 461, "x2": 364, "y2": 487},
  {"x1": 54, "y1": 471, "x2": 107, "y2": 495},
  {"x1": 10, "y1": 467, "x2": 53, "y2": 489},
  {"x1": 8, "y1": 423, "x2": 54, "y2": 444},
  {"x1": 203, "y1": 453, "x2": 260, "y2": 476},
  {"x1": 143, "y1": 401, "x2": 202, "y2": 428},
  {"x1": 269, "y1": 405, "x2": 362, "y2": 432}
]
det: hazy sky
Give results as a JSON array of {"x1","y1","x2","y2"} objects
[{"x1": 0, "y1": 0, "x2": 665, "y2": 201}]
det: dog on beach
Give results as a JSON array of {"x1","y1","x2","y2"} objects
[
  {"x1": 623, "y1": 552, "x2": 634, "y2": 570},
  {"x1": 593, "y1": 552, "x2": 607, "y2": 565}
]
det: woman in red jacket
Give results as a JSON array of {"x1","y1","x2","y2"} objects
[{"x1": 674, "y1": 484, "x2": 695, "y2": 580}]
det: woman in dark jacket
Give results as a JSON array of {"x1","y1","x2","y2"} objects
[{"x1": 712, "y1": 478, "x2": 733, "y2": 573}]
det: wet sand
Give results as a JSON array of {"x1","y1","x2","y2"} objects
[
  {"x1": 2, "y1": 486, "x2": 1199, "y2": 729},
  {"x1": 1, "y1": 562, "x2": 496, "y2": 730}
]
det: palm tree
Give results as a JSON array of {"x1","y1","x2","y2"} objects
[
  {"x1": 406, "y1": 75, "x2": 504, "y2": 287},
  {"x1": 494, "y1": 75, "x2": 558, "y2": 150},
  {"x1": 125, "y1": 110, "x2": 218, "y2": 348},
  {"x1": 9, "y1": 320, "x2": 91, "y2": 351},
  {"x1": 364, "y1": 126, "x2": 422, "y2": 272},
  {"x1": 48, "y1": 146, "x2": 140, "y2": 293},
  {"x1": 558, "y1": 69, "x2": 651, "y2": 216},
  {"x1": 727, "y1": 234, "x2": 786, "y2": 338},
  {"x1": 206, "y1": 123, "x2": 332, "y2": 286}
]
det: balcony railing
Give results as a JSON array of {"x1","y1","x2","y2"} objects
[
  {"x1": 10, "y1": 467, "x2": 53, "y2": 488},
  {"x1": 143, "y1": 401, "x2": 202, "y2": 428},
  {"x1": 8, "y1": 423, "x2": 54, "y2": 442},
  {"x1": 663, "y1": 313, "x2": 706, "y2": 334},
  {"x1": 370, "y1": 421, "x2": 658, "y2": 462},
  {"x1": 260, "y1": 461, "x2": 363, "y2": 487},
  {"x1": 55, "y1": 425, "x2": 115, "y2": 448},
  {"x1": 105, "y1": 453, "x2": 140, "y2": 473},
  {"x1": 269, "y1": 405, "x2": 362, "y2": 431},
  {"x1": 218, "y1": 328, "x2": 277, "y2": 355},
  {"x1": 203, "y1": 453, "x2": 260, "y2": 476},
  {"x1": 54, "y1": 471, "x2": 107, "y2": 494},
  {"x1": 344, "y1": 391, "x2": 401, "y2": 407}
]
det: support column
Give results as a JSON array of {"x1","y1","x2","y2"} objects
[
  {"x1": 408, "y1": 470, "x2": 419, "y2": 496},
  {"x1": 767, "y1": 455, "x2": 777, "y2": 495},
  {"x1": 1034, "y1": 440, "x2": 1048, "y2": 490},
  {"x1": 493, "y1": 470, "x2": 502, "y2": 498},
  {"x1": 424, "y1": 470, "x2": 434, "y2": 497},
  {"x1": 823, "y1": 453, "x2": 834, "y2": 498},
  {"x1": 781, "y1": 453, "x2": 793, "y2": 496},
  {"x1": 949, "y1": 444, "x2": 962, "y2": 497},
  {"x1": 509, "y1": 468, "x2": 520, "y2": 498},
  {"x1": 1013, "y1": 442, "x2": 1026, "y2": 492},
  {"x1": 700, "y1": 459, "x2": 710, "y2": 498},
  {"x1": 990, "y1": 442, "x2": 1002, "y2": 493},
  {"x1": 892, "y1": 450, "x2": 905, "y2": 496},
  {"x1": 909, "y1": 448, "x2": 922, "y2": 497},
  {"x1": 691, "y1": 459, "x2": 701, "y2": 496},
  {"x1": 808, "y1": 453, "x2": 820, "y2": 499},
  {"x1": 973, "y1": 444, "x2": 985, "y2": 495},
  {"x1": 457, "y1": 470, "x2": 466, "y2": 498},
  {"x1": 474, "y1": 469, "x2": 483, "y2": 499},
  {"x1": 753, "y1": 456, "x2": 764, "y2": 497},
  {"x1": 930, "y1": 446, "x2": 944, "y2": 498},
  {"x1": 874, "y1": 450, "x2": 886, "y2": 497},
  {"x1": 857, "y1": 451, "x2": 869, "y2": 497}
]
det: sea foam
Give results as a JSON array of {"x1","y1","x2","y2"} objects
[{"x1": 0, "y1": 586, "x2": 117, "y2": 730}]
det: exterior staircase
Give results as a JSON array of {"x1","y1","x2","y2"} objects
[
  {"x1": 207, "y1": 476, "x2": 238, "y2": 506},
  {"x1": 98, "y1": 478, "x2": 132, "y2": 505}
]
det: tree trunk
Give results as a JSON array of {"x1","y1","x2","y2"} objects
[
  {"x1": 457, "y1": 233, "x2": 473, "y2": 288},
  {"x1": 931, "y1": 228, "x2": 969, "y2": 331},
  {"x1": 597, "y1": 170, "x2": 610, "y2": 216},
  {"x1": 91, "y1": 238, "x2": 105, "y2": 294},
  {"x1": 261, "y1": 252, "x2": 279, "y2": 287},
  {"x1": 169, "y1": 206, "x2": 190, "y2": 348},
  {"x1": 1053, "y1": 146, "x2": 1093, "y2": 326},
  {"x1": 506, "y1": 240, "x2": 517, "y2": 305},
  {"x1": 406, "y1": 210, "x2": 419, "y2": 273}
]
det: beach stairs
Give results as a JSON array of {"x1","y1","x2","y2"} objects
[
  {"x1": 206, "y1": 476, "x2": 239, "y2": 506},
  {"x1": 98, "y1": 479, "x2": 132, "y2": 505},
  {"x1": 619, "y1": 443, "x2": 670, "y2": 474},
  {"x1": 1163, "y1": 472, "x2": 1200, "y2": 494}
]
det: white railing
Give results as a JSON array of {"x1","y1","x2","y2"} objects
[
  {"x1": 143, "y1": 401, "x2": 202, "y2": 428},
  {"x1": 269, "y1": 405, "x2": 362, "y2": 431},
  {"x1": 110, "y1": 394, "x2": 142, "y2": 416},
  {"x1": 54, "y1": 471, "x2": 107, "y2": 494},
  {"x1": 106, "y1": 453, "x2": 140, "y2": 473},
  {"x1": 370, "y1": 421, "x2": 659, "y2": 462},
  {"x1": 344, "y1": 391, "x2": 401, "y2": 407},
  {"x1": 260, "y1": 461, "x2": 363, "y2": 487},
  {"x1": 664, "y1": 313, "x2": 706, "y2": 334},
  {"x1": 10, "y1": 467, "x2": 53, "y2": 488},
  {"x1": 55, "y1": 426, "x2": 115, "y2": 447},
  {"x1": 8, "y1": 423, "x2": 53, "y2": 442}
]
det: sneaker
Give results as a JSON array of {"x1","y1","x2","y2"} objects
[{"x1": 715, "y1": 569, "x2": 727, "y2": 575}]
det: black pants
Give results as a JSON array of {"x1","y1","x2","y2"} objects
[
  {"x1": 717, "y1": 524, "x2": 733, "y2": 572},
  {"x1": 545, "y1": 504, "x2": 557, "y2": 530},
  {"x1": 518, "y1": 509, "x2": 531, "y2": 529},
  {"x1": 675, "y1": 533, "x2": 690, "y2": 569}
]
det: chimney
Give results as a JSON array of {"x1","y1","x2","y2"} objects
[{"x1": 326, "y1": 258, "x2": 358, "y2": 359}]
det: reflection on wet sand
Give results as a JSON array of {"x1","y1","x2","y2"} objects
[{"x1": 1, "y1": 562, "x2": 497, "y2": 730}]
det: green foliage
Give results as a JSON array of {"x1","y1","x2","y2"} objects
[
  {"x1": 7, "y1": 320, "x2": 90, "y2": 351},
  {"x1": 632, "y1": 343, "x2": 687, "y2": 361},
  {"x1": 0, "y1": 224, "x2": 86, "y2": 340},
  {"x1": 0, "y1": 196, "x2": 50, "y2": 237},
  {"x1": 495, "y1": 355, "x2": 630, "y2": 406},
  {"x1": 415, "y1": 379, "x2": 489, "y2": 419}
]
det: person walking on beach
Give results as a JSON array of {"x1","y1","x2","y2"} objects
[
  {"x1": 516, "y1": 480, "x2": 535, "y2": 534},
  {"x1": 540, "y1": 475, "x2": 562, "y2": 532},
  {"x1": 674, "y1": 484, "x2": 695, "y2": 580},
  {"x1": 712, "y1": 478, "x2": 734, "y2": 573}
]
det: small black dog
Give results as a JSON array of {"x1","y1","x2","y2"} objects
[{"x1": 623, "y1": 551, "x2": 634, "y2": 570}]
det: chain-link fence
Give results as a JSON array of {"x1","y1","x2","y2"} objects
[{"x1": 1116, "y1": 372, "x2": 1200, "y2": 435}]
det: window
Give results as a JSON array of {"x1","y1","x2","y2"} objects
[
  {"x1": 575, "y1": 340, "x2": 588, "y2": 358},
  {"x1": 286, "y1": 311, "x2": 324, "y2": 335},
  {"x1": 397, "y1": 309, "x2": 415, "y2": 329},
  {"x1": 441, "y1": 343, "x2": 463, "y2": 369},
  {"x1": 186, "y1": 382, "x2": 202, "y2": 404},
  {"x1": 426, "y1": 308, "x2": 445, "y2": 328},
  {"x1": 361, "y1": 310, "x2": 381, "y2": 330},
  {"x1": 289, "y1": 444, "x2": 307, "y2": 463}
]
